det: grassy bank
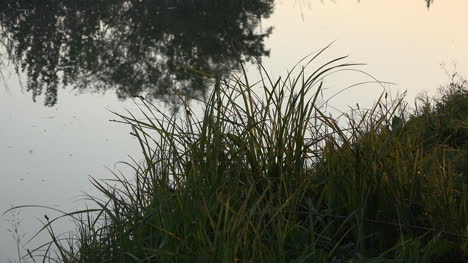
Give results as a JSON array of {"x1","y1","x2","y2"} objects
[{"x1": 20, "y1": 51, "x2": 468, "y2": 262}]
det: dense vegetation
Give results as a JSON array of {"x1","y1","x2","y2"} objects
[{"x1": 19, "y1": 52, "x2": 467, "y2": 262}]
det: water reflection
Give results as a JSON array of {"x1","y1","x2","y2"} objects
[
  {"x1": 426, "y1": 0, "x2": 434, "y2": 8},
  {"x1": 0, "y1": 0, "x2": 273, "y2": 107}
]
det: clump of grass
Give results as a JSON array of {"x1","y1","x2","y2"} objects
[
  {"x1": 70, "y1": 47, "x2": 354, "y2": 262},
  {"x1": 11, "y1": 47, "x2": 468, "y2": 262}
]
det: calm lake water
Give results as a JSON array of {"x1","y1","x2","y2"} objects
[{"x1": 1, "y1": 0, "x2": 467, "y2": 261}]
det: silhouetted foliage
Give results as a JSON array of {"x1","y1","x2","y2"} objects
[
  {"x1": 408, "y1": 75, "x2": 468, "y2": 175},
  {"x1": 0, "y1": 0, "x2": 273, "y2": 107}
]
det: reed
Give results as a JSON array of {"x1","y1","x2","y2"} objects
[{"x1": 10, "y1": 48, "x2": 467, "y2": 262}]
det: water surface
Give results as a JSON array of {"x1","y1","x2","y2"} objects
[{"x1": 1, "y1": 0, "x2": 467, "y2": 261}]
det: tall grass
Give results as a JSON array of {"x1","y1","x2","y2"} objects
[{"x1": 9, "y1": 48, "x2": 468, "y2": 262}]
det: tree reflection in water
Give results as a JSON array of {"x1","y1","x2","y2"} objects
[
  {"x1": 426, "y1": 0, "x2": 434, "y2": 8},
  {"x1": 0, "y1": 0, "x2": 273, "y2": 107}
]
